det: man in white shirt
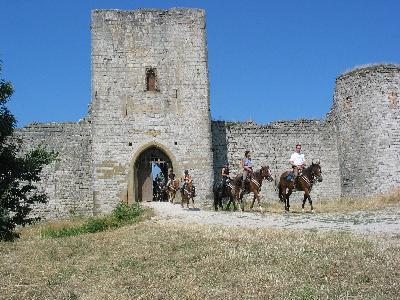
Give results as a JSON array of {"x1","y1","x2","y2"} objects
[{"x1": 289, "y1": 143, "x2": 306, "y2": 185}]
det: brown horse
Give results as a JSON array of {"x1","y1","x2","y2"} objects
[
  {"x1": 278, "y1": 162, "x2": 323, "y2": 212},
  {"x1": 214, "y1": 177, "x2": 241, "y2": 211},
  {"x1": 166, "y1": 179, "x2": 180, "y2": 203},
  {"x1": 180, "y1": 181, "x2": 194, "y2": 208},
  {"x1": 235, "y1": 166, "x2": 273, "y2": 212}
]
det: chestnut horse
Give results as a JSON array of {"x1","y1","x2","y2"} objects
[
  {"x1": 166, "y1": 179, "x2": 180, "y2": 203},
  {"x1": 180, "y1": 181, "x2": 194, "y2": 208},
  {"x1": 213, "y1": 177, "x2": 241, "y2": 211},
  {"x1": 235, "y1": 166, "x2": 273, "y2": 212},
  {"x1": 278, "y1": 162, "x2": 323, "y2": 212}
]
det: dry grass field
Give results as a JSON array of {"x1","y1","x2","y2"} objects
[
  {"x1": 1, "y1": 203, "x2": 400, "y2": 300},
  {"x1": 251, "y1": 189, "x2": 400, "y2": 213}
]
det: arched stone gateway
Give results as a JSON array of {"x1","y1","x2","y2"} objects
[{"x1": 128, "y1": 143, "x2": 179, "y2": 203}]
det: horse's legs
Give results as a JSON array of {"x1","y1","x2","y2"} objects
[
  {"x1": 180, "y1": 192, "x2": 184, "y2": 208},
  {"x1": 250, "y1": 194, "x2": 255, "y2": 210},
  {"x1": 239, "y1": 193, "x2": 245, "y2": 211},
  {"x1": 226, "y1": 197, "x2": 231, "y2": 211},
  {"x1": 302, "y1": 193, "x2": 307, "y2": 212},
  {"x1": 285, "y1": 189, "x2": 292, "y2": 212},
  {"x1": 302, "y1": 190, "x2": 313, "y2": 212},
  {"x1": 308, "y1": 194, "x2": 314, "y2": 212},
  {"x1": 254, "y1": 191, "x2": 263, "y2": 212}
]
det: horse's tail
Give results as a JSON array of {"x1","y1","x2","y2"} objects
[
  {"x1": 277, "y1": 175, "x2": 285, "y2": 203},
  {"x1": 213, "y1": 190, "x2": 219, "y2": 210}
]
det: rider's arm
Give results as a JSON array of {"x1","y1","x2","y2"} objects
[{"x1": 289, "y1": 153, "x2": 295, "y2": 165}]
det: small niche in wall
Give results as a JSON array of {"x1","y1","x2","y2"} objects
[
  {"x1": 145, "y1": 68, "x2": 158, "y2": 92},
  {"x1": 388, "y1": 91, "x2": 398, "y2": 109},
  {"x1": 174, "y1": 141, "x2": 178, "y2": 145},
  {"x1": 343, "y1": 96, "x2": 352, "y2": 109},
  {"x1": 128, "y1": 142, "x2": 132, "y2": 146}
]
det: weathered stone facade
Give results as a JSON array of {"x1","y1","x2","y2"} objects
[
  {"x1": 14, "y1": 8, "x2": 400, "y2": 219},
  {"x1": 329, "y1": 65, "x2": 400, "y2": 196}
]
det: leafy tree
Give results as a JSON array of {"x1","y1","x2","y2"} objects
[{"x1": 0, "y1": 61, "x2": 56, "y2": 241}]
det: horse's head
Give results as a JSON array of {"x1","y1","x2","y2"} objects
[
  {"x1": 311, "y1": 161, "x2": 323, "y2": 182},
  {"x1": 260, "y1": 166, "x2": 273, "y2": 182}
]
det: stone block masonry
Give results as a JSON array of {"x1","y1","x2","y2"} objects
[
  {"x1": 14, "y1": 121, "x2": 93, "y2": 219},
  {"x1": 12, "y1": 8, "x2": 400, "y2": 220},
  {"x1": 212, "y1": 119, "x2": 341, "y2": 203},
  {"x1": 329, "y1": 64, "x2": 400, "y2": 196},
  {"x1": 90, "y1": 8, "x2": 214, "y2": 213}
]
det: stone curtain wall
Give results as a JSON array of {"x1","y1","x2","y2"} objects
[
  {"x1": 212, "y1": 120, "x2": 341, "y2": 203},
  {"x1": 14, "y1": 121, "x2": 93, "y2": 219},
  {"x1": 91, "y1": 8, "x2": 214, "y2": 213},
  {"x1": 330, "y1": 64, "x2": 400, "y2": 196}
]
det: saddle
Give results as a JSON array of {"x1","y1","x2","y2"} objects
[{"x1": 285, "y1": 169, "x2": 303, "y2": 182}]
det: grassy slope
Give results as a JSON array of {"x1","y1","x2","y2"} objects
[{"x1": 1, "y1": 221, "x2": 399, "y2": 299}]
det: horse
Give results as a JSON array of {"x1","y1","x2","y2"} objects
[
  {"x1": 166, "y1": 179, "x2": 180, "y2": 203},
  {"x1": 213, "y1": 177, "x2": 241, "y2": 211},
  {"x1": 235, "y1": 165, "x2": 274, "y2": 212},
  {"x1": 278, "y1": 162, "x2": 323, "y2": 212},
  {"x1": 180, "y1": 181, "x2": 195, "y2": 208}
]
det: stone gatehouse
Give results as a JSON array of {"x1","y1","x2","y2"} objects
[{"x1": 15, "y1": 8, "x2": 400, "y2": 219}]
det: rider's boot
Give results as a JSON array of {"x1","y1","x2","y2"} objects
[{"x1": 241, "y1": 178, "x2": 246, "y2": 190}]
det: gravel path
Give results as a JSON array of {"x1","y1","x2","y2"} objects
[{"x1": 144, "y1": 202, "x2": 400, "y2": 236}]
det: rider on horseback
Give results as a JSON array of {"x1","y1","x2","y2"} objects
[
  {"x1": 289, "y1": 143, "x2": 306, "y2": 186},
  {"x1": 166, "y1": 169, "x2": 175, "y2": 189},
  {"x1": 221, "y1": 164, "x2": 230, "y2": 190},
  {"x1": 241, "y1": 150, "x2": 253, "y2": 190},
  {"x1": 181, "y1": 169, "x2": 196, "y2": 197}
]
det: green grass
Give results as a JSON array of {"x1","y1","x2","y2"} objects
[{"x1": 40, "y1": 203, "x2": 149, "y2": 238}]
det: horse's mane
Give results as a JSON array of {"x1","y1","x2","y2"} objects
[{"x1": 302, "y1": 163, "x2": 319, "y2": 178}]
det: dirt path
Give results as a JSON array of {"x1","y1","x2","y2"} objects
[{"x1": 144, "y1": 202, "x2": 400, "y2": 236}]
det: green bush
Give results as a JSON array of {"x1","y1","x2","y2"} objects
[{"x1": 41, "y1": 203, "x2": 146, "y2": 238}]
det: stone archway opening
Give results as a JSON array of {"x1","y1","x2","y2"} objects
[{"x1": 134, "y1": 146, "x2": 173, "y2": 202}]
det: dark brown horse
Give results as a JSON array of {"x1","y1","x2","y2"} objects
[
  {"x1": 235, "y1": 166, "x2": 273, "y2": 212},
  {"x1": 180, "y1": 181, "x2": 194, "y2": 208},
  {"x1": 166, "y1": 179, "x2": 180, "y2": 203},
  {"x1": 278, "y1": 162, "x2": 323, "y2": 212},
  {"x1": 214, "y1": 177, "x2": 241, "y2": 211}
]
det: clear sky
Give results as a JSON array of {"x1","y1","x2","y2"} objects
[{"x1": 1, "y1": 0, "x2": 399, "y2": 127}]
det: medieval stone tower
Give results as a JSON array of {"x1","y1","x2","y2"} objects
[
  {"x1": 90, "y1": 9, "x2": 214, "y2": 213},
  {"x1": 329, "y1": 65, "x2": 400, "y2": 196}
]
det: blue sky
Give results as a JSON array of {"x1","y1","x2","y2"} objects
[{"x1": 1, "y1": 0, "x2": 399, "y2": 127}]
